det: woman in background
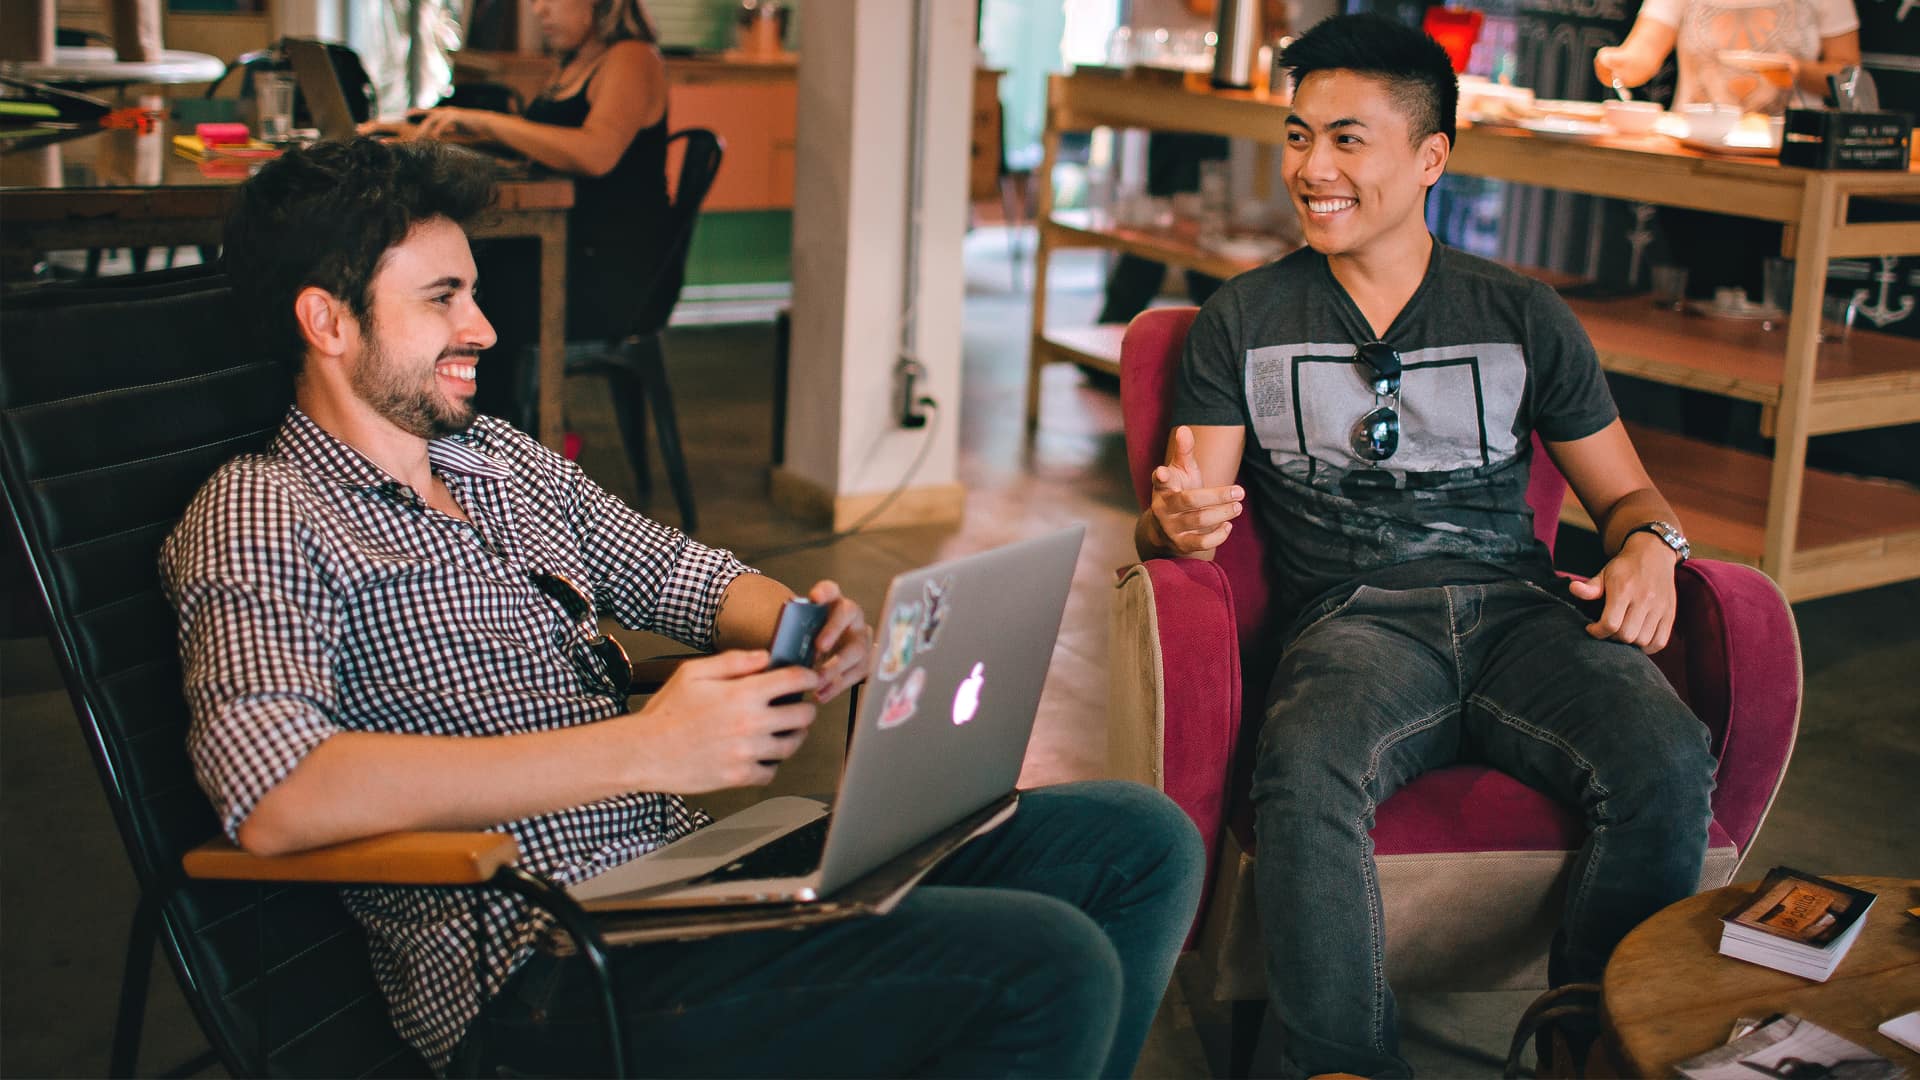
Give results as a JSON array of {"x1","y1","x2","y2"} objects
[
  {"x1": 1589, "y1": 0, "x2": 1861, "y2": 301},
  {"x1": 1591, "y1": 0, "x2": 1859, "y2": 441},
  {"x1": 1594, "y1": 0, "x2": 1859, "y2": 114},
  {"x1": 366, "y1": 0, "x2": 671, "y2": 424}
]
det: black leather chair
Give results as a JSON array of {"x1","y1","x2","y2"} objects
[
  {"x1": 0, "y1": 268, "x2": 627, "y2": 1077},
  {"x1": 566, "y1": 128, "x2": 726, "y2": 534}
]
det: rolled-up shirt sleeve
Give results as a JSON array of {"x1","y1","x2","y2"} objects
[
  {"x1": 556, "y1": 452, "x2": 755, "y2": 651},
  {"x1": 162, "y1": 478, "x2": 343, "y2": 840}
]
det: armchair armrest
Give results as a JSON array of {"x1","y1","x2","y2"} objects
[
  {"x1": 1111, "y1": 558, "x2": 1244, "y2": 873},
  {"x1": 630, "y1": 652, "x2": 701, "y2": 694},
  {"x1": 183, "y1": 831, "x2": 521, "y2": 885},
  {"x1": 1661, "y1": 559, "x2": 1802, "y2": 855},
  {"x1": 185, "y1": 830, "x2": 636, "y2": 1074}
]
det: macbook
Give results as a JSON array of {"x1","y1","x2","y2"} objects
[{"x1": 569, "y1": 525, "x2": 1086, "y2": 911}]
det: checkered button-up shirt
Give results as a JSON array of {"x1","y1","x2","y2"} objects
[{"x1": 161, "y1": 408, "x2": 752, "y2": 1069}]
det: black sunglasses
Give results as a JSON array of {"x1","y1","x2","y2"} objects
[
  {"x1": 529, "y1": 571, "x2": 632, "y2": 698},
  {"x1": 1350, "y1": 341, "x2": 1403, "y2": 463}
]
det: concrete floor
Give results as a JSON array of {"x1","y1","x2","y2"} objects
[{"x1": 3, "y1": 231, "x2": 1916, "y2": 1077}]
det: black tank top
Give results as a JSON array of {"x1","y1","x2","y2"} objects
[{"x1": 524, "y1": 62, "x2": 670, "y2": 340}]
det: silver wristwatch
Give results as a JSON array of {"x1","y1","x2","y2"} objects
[{"x1": 1627, "y1": 520, "x2": 1690, "y2": 562}]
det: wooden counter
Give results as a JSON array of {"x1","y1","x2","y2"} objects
[{"x1": 1029, "y1": 71, "x2": 1920, "y2": 600}]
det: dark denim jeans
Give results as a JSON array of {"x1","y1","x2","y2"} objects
[
  {"x1": 1251, "y1": 581, "x2": 1716, "y2": 1078},
  {"x1": 453, "y1": 781, "x2": 1203, "y2": 1078}
]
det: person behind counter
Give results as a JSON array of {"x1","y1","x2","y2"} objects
[
  {"x1": 363, "y1": 0, "x2": 672, "y2": 426},
  {"x1": 1594, "y1": 0, "x2": 1860, "y2": 439},
  {"x1": 1594, "y1": 0, "x2": 1860, "y2": 115}
]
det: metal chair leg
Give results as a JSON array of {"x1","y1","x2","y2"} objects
[
  {"x1": 602, "y1": 361, "x2": 652, "y2": 505},
  {"x1": 111, "y1": 895, "x2": 160, "y2": 1078},
  {"x1": 490, "y1": 867, "x2": 629, "y2": 1079},
  {"x1": 628, "y1": 334, "x2": 697, "y2": 533}
]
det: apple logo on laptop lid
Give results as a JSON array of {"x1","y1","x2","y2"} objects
[{"x1": 952, "y1": 663, "x2": 984, "y2": 726}]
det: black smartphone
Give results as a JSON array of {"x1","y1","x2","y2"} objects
[{"x1": 768, "y1": 599, "x2": 829, "y2": 705}]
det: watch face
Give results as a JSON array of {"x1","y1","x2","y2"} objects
[{"x1": 1649, "y1": 522, "x2": 1688, "y2": 558}]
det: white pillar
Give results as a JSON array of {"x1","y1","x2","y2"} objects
[
  {"x1": 271, "y1": 0, "x2": 344, "y2": 43},
  {"x1": 773, "y1": 0, "x2": 970, "y2": 530}
]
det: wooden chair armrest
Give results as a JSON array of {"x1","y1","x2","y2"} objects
[
  {"x1": 183, "y1": 831, "x2": 521, "y2": 886},
  {"x1": 629, "y1": 652, "x2": 702, "y2": 694}
]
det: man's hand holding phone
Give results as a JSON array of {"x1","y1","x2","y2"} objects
[{"x1": 784, "y1": 580, "x2": 871, "y2": 703}]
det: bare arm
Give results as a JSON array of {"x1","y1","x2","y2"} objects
[
  {"x1": 1546, "y1": 419, "x2": 1685, "y2": 652},
  {"x1": 1135, "y1": 423, "x2": 1248, "y2": 561},
  {"x1": 237, "y1": 651, "x2": 821, "y2": 855},
  {"x1": 1594, "y1": 17, "x2": 1679, "y2": 88},
  {"x1": 411, "y1": 41, "x2": 666, "y2": 177},
  {"x1": 1795, "y1": 30, "x2": 1861, "y2": 98},
  {"x1": 713, "y1": 572, "x2": 872, "y2": 703}
]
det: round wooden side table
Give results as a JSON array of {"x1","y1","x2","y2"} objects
[{"x1": 1602, "y1": 875, "x2": 1920, "y2": 1076}]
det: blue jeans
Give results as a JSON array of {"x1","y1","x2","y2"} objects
[
  {"x1": 453, "y1": 781, "x2": 1203, "y2": 1078},
  {"x1": 1251, "y1": 581, "x2": 1716, "y2": 1078}
]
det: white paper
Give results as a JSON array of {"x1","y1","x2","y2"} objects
[{"x1": 1675, "y1": 1014, "x2": 1901, "y2": 1080}]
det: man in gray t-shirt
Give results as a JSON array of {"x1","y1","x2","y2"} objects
[
  {"x1": 1134, "y1": 15, "x2": 1717, "y2": 1079},
  {"x1": 1176, "y1": 242, "x2": 1619, "y2": 629}
]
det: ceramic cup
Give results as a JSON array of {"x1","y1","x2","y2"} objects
[
  {"x1": 1680, "y1": 103, "x2": 1742, "y2": 143},
  {"x1": 1602, "y1": 99, "x2": 1663, "y2": 134}
]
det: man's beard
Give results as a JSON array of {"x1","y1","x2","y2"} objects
[{"x1": 352, "y1": 329, "x2": 477, "y2": 440}]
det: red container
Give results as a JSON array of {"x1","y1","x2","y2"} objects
[{"x1": 1422, "y1": 7, "x2": 1484, "y2": 75}]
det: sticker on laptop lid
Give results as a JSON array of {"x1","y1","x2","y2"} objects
[
  {"x1": 917, "y1": 577, "x2": 952, "y2": 652},
  {"x1": 877, "y1": 666, "x2": 926, "y2": 729},
  {"x1": 877, "y1": 601, "x2": 920, "y2": 681}
]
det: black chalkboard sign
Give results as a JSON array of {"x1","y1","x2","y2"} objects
[{"x1": 1857, "y1": 0, "x2": 1918, "y2": 113}]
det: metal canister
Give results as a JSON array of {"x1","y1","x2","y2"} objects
[{"x1": 1211, "y1": 0, "x2": 1260, "y2": 90}]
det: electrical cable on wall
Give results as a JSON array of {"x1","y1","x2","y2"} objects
[{"x1": 742, "y1": 398, "x2": 941, "y2": 563}]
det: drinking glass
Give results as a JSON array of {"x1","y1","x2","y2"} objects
[
  {"x1": 1650, "y1": 264, "x2": 1689, "y2": 311},
  {"x1": 1820, "y1": 293, "x2": 1859, "y2": 344},
  {"x1": 256, "y1": 72, "x2": 295, "y2": 143},
  {"x1": 1762, "y1": 257, "x2": 1794, "y2": 331}
]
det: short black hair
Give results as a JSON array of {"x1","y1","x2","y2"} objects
[
  {"x1": 1280, "y1": 14, "x2": 1458, "y2": 149},
  {"x1": 222, "y1": 137, "x2": 497, "y2": 371}
]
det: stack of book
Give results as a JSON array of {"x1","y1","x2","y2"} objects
[{"x1": 1718, "y1": 867, "x2": 1877, "y2": 981}]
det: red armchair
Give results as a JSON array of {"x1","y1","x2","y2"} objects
[{"x1": 1108, "y1": 307, "x2": 1802, "y2": 1005}]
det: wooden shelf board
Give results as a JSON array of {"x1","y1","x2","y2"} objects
[
  {"x1": 1561, "y1": 294, "x2": 1920, "y2": 431},
  {"x1": 1045, "y1": 211, "x2": 1297, "y2": 282},
  {"x1": 1559, "y1": 423, "x2": 1920, "y2": 597},
  {"x1": 1037, "y1": 325, "x2": 1126, "y2": 375}
]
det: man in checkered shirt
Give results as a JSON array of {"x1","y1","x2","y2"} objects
[{"x1": 161, "y1": 137, "x2": 1203, "y2": 1077}]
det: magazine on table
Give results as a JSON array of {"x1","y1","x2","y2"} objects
[
  {"x1": 1718, "y1": 867, "x2": 1877, "y2": 981},
  {"x1": 1674, "y1": 1014, "x2": 1901, "y2": 1080}
]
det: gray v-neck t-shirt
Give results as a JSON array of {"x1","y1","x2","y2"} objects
[{"x1": 1173, "y1": 242, "x2": 1618, "y2": 632}]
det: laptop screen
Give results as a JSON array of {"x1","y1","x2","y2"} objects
[{"x1": 814, "y1": 525, "x2": 1085, "y2": 893}]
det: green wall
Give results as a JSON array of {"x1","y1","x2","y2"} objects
[{"x1": 684, "y1": 210, "x2": 792, "y2": 286}]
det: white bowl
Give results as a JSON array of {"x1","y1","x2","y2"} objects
[
  {"x1": 1680, "y1": 103, "x2": 1742, "y2": 143},
  {"x1": 1602, "y1": 99, "x2": 1663, "y2": 134}
]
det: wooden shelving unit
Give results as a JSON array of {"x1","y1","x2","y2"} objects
[{"x1": 1027, "y1": 71, "x2": 1920, "y2": 600}]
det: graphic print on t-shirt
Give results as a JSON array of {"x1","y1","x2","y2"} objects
[{"x1": 1244, "y1": 341, "x2": 1527, "y2": 487}]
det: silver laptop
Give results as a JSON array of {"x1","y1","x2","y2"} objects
[
  {"x1": 569, "y1": 525, "x2": 1086, "y2": 911},
  {"x1": 283, "y1": 39, "x2": 360, "y2": 140}
]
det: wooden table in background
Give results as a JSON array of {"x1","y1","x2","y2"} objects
[
  {"x1": 1602, "y1": 875, "x2": 1920, "y2": 1076},
  {"x1": 0, "y1": 123, "x2": 574, "y2": 452}
]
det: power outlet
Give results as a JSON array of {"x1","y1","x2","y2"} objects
[{"x1": 894, "y1": 358, "x2": 930, "y2": 428}]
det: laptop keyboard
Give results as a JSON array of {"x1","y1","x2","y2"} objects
[{"x1": 687, "y1": 814, "x2": 831, "y2": 884}]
